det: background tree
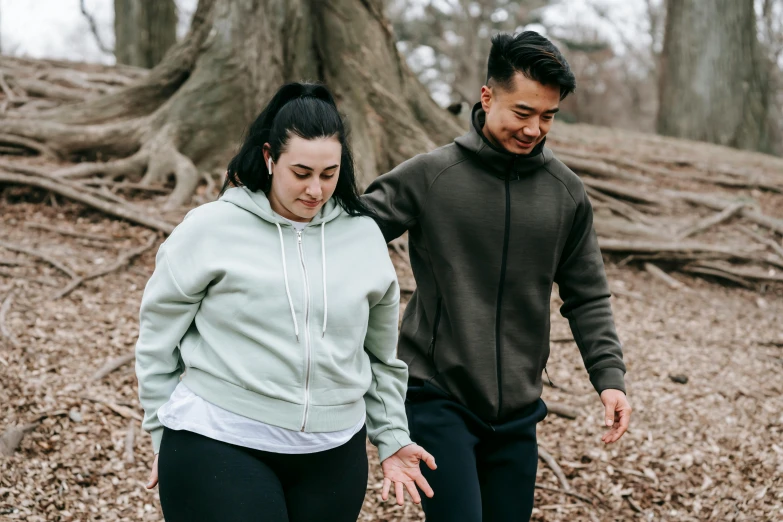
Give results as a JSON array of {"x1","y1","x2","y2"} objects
[
  {"x1": 2, "y1": 0, "x2": 462, "y2": 209},
  {"x1": 656, "y1": 0, "x2": 782, "y2": 155},
  {"x1": 552, "y1": 0, "x2": 664, "y2": 131},
  {"x1": 388, "y1": 0, "x2": 666, "y2": 132},
  {"x1": 114, "y1": 0, "x2": 178, "y2": 68},
  {"x1": 389, "y1": 0, "x2": 550, "y2": 109}
]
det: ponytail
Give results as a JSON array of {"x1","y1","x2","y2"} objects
[{"x1": 221, "y1": 82, "x2": 372, "y2": 217}]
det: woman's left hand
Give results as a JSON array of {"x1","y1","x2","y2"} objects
[{"x1": 381, "y1": 444, "x2": 437, "y2": 505}]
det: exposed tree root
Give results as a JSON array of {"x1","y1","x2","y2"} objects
[
  {"x1": 51, "y1": 232, "x2": 158, "y2": 300},
  {"x1": 139, "y1": 126, "x2": 200, "y2": 209},
  {"x1": 0, "y1": 133, "x2": 60, "y2": 159},
  {"x1": 1, "y1": 1, "x2": 783, "y2": 290},
  {"x1": 0, "y1": 171, "x2": 174, "y2": 233},
  {"x1": 53, "y1": 149, "x2": 148, "y2": 179}
]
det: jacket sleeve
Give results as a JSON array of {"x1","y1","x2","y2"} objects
[
  {"x1": 554, "y1": 188, "x2": 627, "y2": 395},
  {"x1": 135, "y1": 222, "x2": 210, "y2": 453},
  {"x1": 362, "y1": 277, "x2": 413, "y2": 462},
  {"x1": 362, "y1": 155, "x2": 431, "y2": 242}
]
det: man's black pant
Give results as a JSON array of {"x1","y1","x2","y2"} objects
[{"x1": 406, "y1": 381, "x2": 547, "y2": 522}]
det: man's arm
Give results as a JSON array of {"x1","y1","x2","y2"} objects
[
  {"x1": 555, "y1": 187, "x2": 631, "y2": 443},
  {"x1": 362, "y1": 155, "x2": 431, "y2": 242},
  {"x1": 554, "y1": 188, "x2": 626, "y2": 393}
]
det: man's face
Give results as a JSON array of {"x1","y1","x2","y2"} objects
[{"x1": 480, "y1": 72, "x2": 561, "y2": 155}]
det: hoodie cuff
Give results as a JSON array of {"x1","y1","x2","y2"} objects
[
  {"x1": 150, "y1": 427, "x2": 164, "y2": 455},
  {"x1": 374, "y1": 428, "x2": 413, "y2": 463},
  {"x1": 590, "y1": 367, "x2": 626, "y2": 395}
]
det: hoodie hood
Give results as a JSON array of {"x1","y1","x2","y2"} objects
[
  {"x1": 219, "y1": 186, "x2": 345, "y2": 226},
  {"x1": 454, "y1": 103, "x2": 554, "y2": 179}
]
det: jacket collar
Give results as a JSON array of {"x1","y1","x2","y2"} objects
[{"x1": 454, "y1": 103, "x2": 553, "y2": 179}]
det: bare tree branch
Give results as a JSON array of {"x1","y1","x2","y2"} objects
[{"x1": 80, "y1": 0, "x2": 114, "y2": 55}]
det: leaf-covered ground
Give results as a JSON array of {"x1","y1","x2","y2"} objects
[{"x1": 1, "y1": 196, "x2": 781, "y2": 521}]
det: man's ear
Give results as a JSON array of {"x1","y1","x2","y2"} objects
[{"x1": 480, "y1": 85, "x2": 493, "y2": 113}]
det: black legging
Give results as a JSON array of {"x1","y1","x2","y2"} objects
[{"x1": 158, "y1": 426, "x2": 368, "y2": 522}]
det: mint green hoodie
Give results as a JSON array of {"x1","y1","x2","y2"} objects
[{"x1": 135, "y1": 187, "x2": 411, "y2": 461}]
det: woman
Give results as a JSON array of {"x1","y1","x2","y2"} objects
[{"x1": 135, "y1": 82, "x2": 435, "y2": 522}]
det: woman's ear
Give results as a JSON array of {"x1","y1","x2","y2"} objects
[{"x1": 262, "y1": 143, "x2": 273, "y2": 174}]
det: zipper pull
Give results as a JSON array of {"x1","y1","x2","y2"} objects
[{"x1": 297, "y1": 230, "x2": 302, "y2": 244}]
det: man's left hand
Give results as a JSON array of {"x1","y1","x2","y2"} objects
[{"x1": 600, "y1": 389, "x2": 631, "y2": 444}]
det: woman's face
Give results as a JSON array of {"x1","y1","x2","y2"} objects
[{"x1": 264, "y1": 136, "x2": 341, "y2": 222}]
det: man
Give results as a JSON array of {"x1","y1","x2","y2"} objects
[{"x1": 363, "y1": 31, "x2": 631, "y2": 521}]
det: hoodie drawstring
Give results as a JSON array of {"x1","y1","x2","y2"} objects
[
  {"x1": 276, "y1": 223, "x2": 300, "y2": 342},
  {"x1": 321, "y1": 223, "x2": 328, "y2": 337},
  {"x1": 276, "y1": 222, "x2": 329, "y2": 340}
]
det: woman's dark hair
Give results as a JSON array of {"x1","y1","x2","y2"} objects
[
  {"x1": 487, "y1": 31, "x2": 576, "y2": 100},
  {"x1": 222, "y1": 82, "x2": 372, "y2": 217}
]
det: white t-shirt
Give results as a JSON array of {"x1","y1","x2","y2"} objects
[
  {"x1": 281, "y1": 215, "x2": 308, "y2": 231},
  {"x1": 158, "y1": 214, "x2": 366, "y2": 454},
  {"x1": 158, "y1": 383, "x2": 366, "y2": 454}
]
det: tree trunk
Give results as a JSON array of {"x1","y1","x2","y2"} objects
[
  {"x1": 656, "y1": 0, "x2": 782, "y2": 156},
  {"x1": 114, "y1": 0, "x2": 177, "y2": 69},
  {"x1": 3, "y1": 0, "x2": 463, "y2": 209}
]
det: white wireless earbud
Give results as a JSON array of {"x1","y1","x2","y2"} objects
[{"x1": 267, "y1": 158, "x2": 273, "y2": 174}]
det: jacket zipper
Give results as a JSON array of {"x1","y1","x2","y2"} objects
[
  {"x1": 495, "y1": 170, "x2": 512, "y2": 417},
  {"x1": 428, "y1": 297, "x2": 443, "y2": 362},
  {"x1": 296, "y1": 230, "x2": 312, "y2": 431}
]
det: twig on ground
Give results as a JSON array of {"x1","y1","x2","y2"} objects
[
  {"x1": 586, "y1": 187, "x2": 658, "y2": 226},
  {"x1": 534, "y1": 483, "x2": 594, "y2": 505},
  {"x1": 0, "y1": 411, "x2": 69, "y2": 456},
  {"x1": 24, "y1": 222, "x2": 113, "y2": 242},
  {"x1": 681, "y1": 266, "x2": 754, "y2": 288},
  {"x1": 0, "y1": 258, "x2": 33, "y2": 267},
  {"x1": 686, "y1": 261, "x2": 783, "y2": 283},
  {"x1": 736, "y1": 224, "x2": 783, "y2": 259},
  {"x1": 545, "y1": 402, "x2": 580, "y2": 420},
  {"x1": 677, "y1": 203, "x2": 745, "y2": 239},
  {"x1": 0, "y1": 292, "x2": 21, "y2": 348},
  {"x1": 80, "y1": 395, "x2": 142, "y2": 421},
  {"x1": 625, "y1": 495, "x2": 644, "y2": 513},
  {"x1": 0, "y1": 268, "x2": 59, "y2": 287},
  {"x1": 538, "y1": 446, "x2": 572, "y2": 493},
  {"x1": 91, "y1": 353, "x2": 136, "y2": 381},
  {"x1": 644, "y1": 263, "x2": 688, "y2": 290},
  {"x1": 52, "y1": 233, "x2": 158, "y2": 300},
  {"x1": 0, "y1": 239, "x2": 78, "y2": 279},
  {"x1": 609, "y1": 285, "x2": 645, "y2": 301},
  {"x1": 0, "y1": 422, "x2": 39, "y2": 456},
  {"x1": 124, "y1": 420, "x2": 135, "y2": 464}
]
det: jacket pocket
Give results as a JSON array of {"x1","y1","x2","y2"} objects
[{"x1": 427, "y1": 297, "x2": 443, "y2": 364}]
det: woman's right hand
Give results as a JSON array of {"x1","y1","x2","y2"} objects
[{"x1": 146, "y1": 454, "x2": 159, "y2": 489}]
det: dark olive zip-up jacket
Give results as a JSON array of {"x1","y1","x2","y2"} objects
[{"x1": 362, "y1": 105, "x2": 626, "y2": 422}]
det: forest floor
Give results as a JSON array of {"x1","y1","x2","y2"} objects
[{"x1": 0, "y1": 193, "x2": 781, "y2": 522}]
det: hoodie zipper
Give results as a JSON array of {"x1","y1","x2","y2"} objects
[
  {"x1": 296, "y1": 230, "x2": 312, "y2": 431},
  {"x1": 427, "y1": 297, "x2": 443, "y2": 362},
  {"x1": 495, "y1": 170, "x2": 512, "y2": 418}
]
